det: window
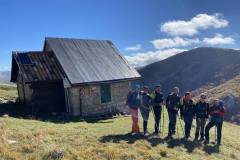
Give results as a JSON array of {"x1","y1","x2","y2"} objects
[{"x1": 100, "y1": 84, "x2": 111, "y2": 103}]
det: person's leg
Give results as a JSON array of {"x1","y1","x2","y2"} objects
[
  {"x1": 154, "y1": 107, "x2": 161, "y2": 134},
  {"x1": 130, "y1": 108, "x2": 140, "y2": 133},
  {"x1": 145, "y1": 110, "x2": 150, "y2": 134},
  {"x1": 187, "y1": 116, "x2": 193, "y2": 138},
  {"x1": 200, "y1": 119, "x2": 207, "y2": 140},
  {"x1": 168, "y1": 109, "x2": 173, "y2": 136},
  {"x1": 205, "y1": 120, "x2": 215, "y2": 143},
  {"x1": 184, "y1": 115, "x2": 192, "y2": 138},
  {"x1": 172, "y1": 111, "x2": 177, "y2": 135},
  {"x1": 195, "y1": 118, "x2": 201, "y2": 140},
  {"x1": 217, "y1": 121, "x2": 223, "y2": 145},
  {"x1": 184, "y1": 116, "x2": 188, "y2": 137}
]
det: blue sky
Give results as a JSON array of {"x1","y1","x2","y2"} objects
[{"x1": 0, "y1": 0, "x2": 240, "y2": 70}]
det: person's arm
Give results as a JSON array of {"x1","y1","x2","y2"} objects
[
  {"x1": 207, "y1": 103, "x2": 210, "y2": 118},
  {"x1": 126, "y1": 91, "x2": 132, "y2": 105},
  {"x1": 166, "y1": 95, "x2": 170, "y2": 108},
  {"x1": 179, "y1": 99, "x2": 184, "y2": 117},
  {"x1": 193, "y1": 101, "x2": 196, "y2": 118},
  {"x1": 218, "y1": 106, "x2": 225, "y2": 117},
  {"x1": 160, "y1": 93, "x2": 164, "y2": 105}
]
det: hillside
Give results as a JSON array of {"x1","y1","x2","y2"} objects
[
  {"x1": 1, "y1": 85, "x2": 240, "y2": 159},
  {"x1": 138, "y1": 47, "x2": 240, "y2": 94},
  {"x1": 0, "y1": 71, "x2": 11, "y2": 85},
  {"x1": 192, "y1": 75, "x2": 240, "y2": 124}
]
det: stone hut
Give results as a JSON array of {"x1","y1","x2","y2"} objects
[{"x1": 10, "y1": 37, "x2": 141, "y2": 117}]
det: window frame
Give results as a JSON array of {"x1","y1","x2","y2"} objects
[{"x1": 100, "y1": 83, "x2": 112, "y2": 104}]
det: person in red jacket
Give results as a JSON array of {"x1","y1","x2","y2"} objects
[{"x1": 204, "y1": 99, "x2": 225, "y2": 145}]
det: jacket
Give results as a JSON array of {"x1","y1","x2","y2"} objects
[
  {"x1": 195, "y1": 101, "x2": 209, "y2": 119},
  {"x1": 150, "y1": 91, "x2": 164, "y2": 107},
  {"x1": 126, "y1": 91, "x2": 141, "y2": 109},
  {"x1": 180, "y1": 98, "x2": 195, "y2": 117},
  {"x1": 166, "y1": 93, "x2": 181, "y2": 111}
]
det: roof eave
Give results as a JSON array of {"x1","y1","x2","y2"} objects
[{"x1": 70, "y1": 77, "x2": 142, "y2": 87}]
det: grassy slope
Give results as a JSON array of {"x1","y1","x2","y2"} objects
[
  {"x1": 0, "y1": 85, "x2": 17, "y2": 103},
  {"x1": 0, "y1": 85, "x2": 240, "y2": 160}
]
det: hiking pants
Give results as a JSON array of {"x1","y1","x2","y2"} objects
[
  {"x1": 140, "y1": 106, "x2": 150, "y2": 134},
  {"x1": 168, "y1": 109, "x2": 177, "y2": 136},
  {"x1": 205, "y1": 120, "x2": 223, "y2": 144},
  {"x1": 183, "y1": 113, "x2": 193, "y2": 138},
  {"x1": 129, "y1": 108, "x2": 140, "y2": 133},
  {"x1": 153, "y1": 106, "x2": 162, "y2": 134},
  {"x1": 195, "y1": 118, "x2": 207, "y2": 139}
]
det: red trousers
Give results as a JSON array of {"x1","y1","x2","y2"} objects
[{"x1": 129, "y1": 108, "x2": 140, "y2": 133}]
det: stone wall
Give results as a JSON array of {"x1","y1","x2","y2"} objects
[{"x1": 67, "y1": 81, "x2": 131, "y2": 116}]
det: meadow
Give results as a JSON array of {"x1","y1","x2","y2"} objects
[{"x1": 0, "y1": 85, "x2": 240, "y2": 160}]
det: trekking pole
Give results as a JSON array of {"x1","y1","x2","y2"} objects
[
  {"x1": 177, "y1": 113, "x2": 184, "y2": 137},
  {"x1": 162, "y1": 105, "x2": 165, "y2": 137},
  {"x1": 215, "y1": 126, "x2": 217, "y2": 144},
  {"x1": 150, "y1": 106, "x2": 158, "y2": 135}
]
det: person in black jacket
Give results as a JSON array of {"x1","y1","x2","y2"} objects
[
  {"x1": 180, "y1": 92, "x2": 195, "y2": 140},
  {"x1": 150, "y1": 85, "x2": 164, "y2": 136},
  {"x1": 166, "y1": 86, "x2": 181, "y2": 138},
  {"x1": 194, "y1": 94, "x2": 209, "y2": 141}
]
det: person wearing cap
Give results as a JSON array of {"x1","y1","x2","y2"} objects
[
  {"x1": 204, "y1": 99, "x2": 225, "y2": 145},
  {"x1": 139, "y1": 86, "x2": 152, "y2": 137},
  {"x1": 126, "y1": 85, "x2": 141, "y2": 135},
  {"x1": 194, "y1": 94, "x2": 209, "y2": 141},
  {"x1": 150, "y1": 85, "x2": 164, "y2": 136},
  {"x1": 180, "y1": 92, "x2": 195, "y2": 140},
  {"x1": 166, "y1": 86, "x2": 181, "y2": 138}
]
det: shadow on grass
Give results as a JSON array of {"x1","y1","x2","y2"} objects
[
  {"x1": 100, "y1": 133, "x2": 166, "y2": 146},
  {"x1": 0, "y1": 101, "x2": 117, "y2": 124},
  {"x1": 99, "y1": 133, "x2": 143, "y2": 144},
  {"x1": 165, "y1": 138, "x2": 182, "y2": 148},
  {"x1": 203, "y1": 144, "x2": 220, "y2": 154}
]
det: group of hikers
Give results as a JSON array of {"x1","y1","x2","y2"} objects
[{"x1": 126, "y1": 85, "x2": 225, "y2": 146}]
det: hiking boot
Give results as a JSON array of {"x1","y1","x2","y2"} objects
[
  {"x1": 131, "y1": 132, "x2": 140, "y2": 136},
  {"x1": 193, "y1": 138, "x2": 198, "y2": 142},
  {"x1": 204, "y1": 140, "x2": 209, "y2": 144},
  {"x1": 165, "y1": 134, "x2": 172, "y2": 140},
  {"x1": 217, "y1": 141, "x2": 221, "y2": 146},
  {"x1": 153, "y1": 132, "x2": 160, "y2": 137},
  {"x1": 131, "y1": 132, "x2": 137, "y2": 136},
  {"x1": 144, "y1": 132, "x2": 150, "y2": 137},
  {"x1": 184, "y1": 136, "x2": 189, "y2": 141},
  {"x1": 200, "y1": 137, "x2": 204, "y2": 141}
]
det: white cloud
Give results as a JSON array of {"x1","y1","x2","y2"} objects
[
  {"x1": 125, "y1": 48, "x2": 186, "y2": 67},
  {"x1": 203, "y1": 33, "x2": 235, "y2": 45},
  {"x1": 161, "y1": 13, "x2": 228, "y2": 36},
  {"x1": 125, "y1": 44, "x2": 141, "y2": 51},
  {"x1": 151, "y1": 37, "x2": 200, "y2": 49}
]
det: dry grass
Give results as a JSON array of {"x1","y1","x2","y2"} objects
[
  {"x1": 1, "y1": 85, "x2": 240, "y2": 160},
  {"x1": 0, "y1": 114, "x2": 239, "y2": 160}
]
